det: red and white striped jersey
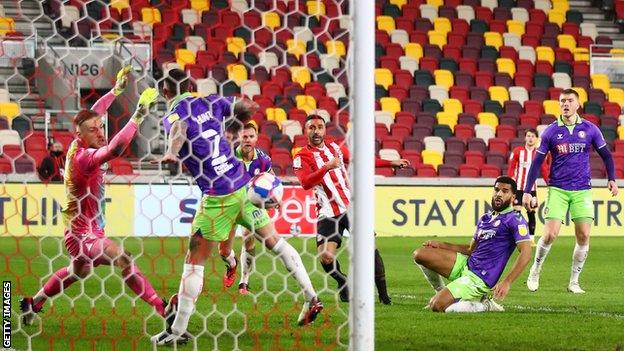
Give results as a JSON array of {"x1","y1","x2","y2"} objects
[
  {"x1": 293, "y1": 142, "x2": 351, "y2": 219},
  {"x1": 507, "y1": 146, "x2": 550, "y2": 191}
]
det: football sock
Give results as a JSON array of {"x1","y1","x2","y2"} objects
[
  {"x1": 533, "y1": 236, "x2": 552, "y2": 272},
  {"x1": 527, "y1": 211, "x2": 536, "y2": 236},
  {"x1": 445, "y1": 301, "x2": 486, "y2": 313},
  {"x1": 321, "y1": 258, "x2": 347, "y2": 290},
  {"x1": 570, "y1": 243, "x2": 589, "y2": 284},
  {"x1": 221, "y1": 249, "x2": 237, "y2": 268},
  {"x1": 33, "y1": 266, "x2": 77, "y2": 310},
  {"x1": 374, "y1": 249, "x2": 389, "y2": 299},
  {"x1": 122, "y1": 264, "x2": 165, "y2": 316},
  {"x1": 416, "y1": 264, "x2": 445, "y2": 292},
  {"x1": 272, "y1": 238, "x2": 316, "y2": 301},
  {"x1": 171, "y1": 264, "x2": 204, "y2": 335},
  {"x1": 239, "y1": 248, "x2": 255, "y2": 285}
]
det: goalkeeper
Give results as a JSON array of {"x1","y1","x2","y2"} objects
[{"x1": 19, "y1": 67, "x2": 172, "y2": 325}]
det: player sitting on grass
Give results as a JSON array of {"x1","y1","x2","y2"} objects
[{"x1": 412, "y1": 176, "x2": 533, "y2": 312}]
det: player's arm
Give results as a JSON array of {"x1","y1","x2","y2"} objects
[
  {"x1": 161, "y1": 119, "x2": 189, "y2": 164},
  {"x1": 592, "y1": 127, "x2": 618, "y2": 196},
  {"x1": 293, "y1": 154, "x2": 337, "y2": 190},
  {"x1": 376, "y1": 157, "x2": 410, "y2": 169},
  {"x1": 540, "y1": 154, "x2": 550, "y2": 184},
  {"x1": 492, "y1": 240, "x2": 532, "y2": 300},
  {"x1": 422, "y1": 239, "x2": 475, "y2": 256},
  {"x1": 507, "y1": 149, "x2": 518, "y2": 177},
  {"x1": 91, "y1": 65, "x2": 132, "y2": 115},
  {"x1": 232, "y1": 97, "x2": 259, "y2": 125}
]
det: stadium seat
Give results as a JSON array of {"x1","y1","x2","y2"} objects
[
  {"x1": 0, "y1": 102, "x2": 20, "y2": 122},
  {"x1": 422, "y1": 149, "x2": 444, "y2": 169},
  {"x1": 227, "y1": 64, "x2": 248, "y2": 85},
  {"x1": 591, "y1": 74, "x2": 610, "y2": 93},
  {"x1": 375, "y1": 68, "x2": 394, "y2": 89},
  {"x1": 291, "y1": 66, "x2": 311, "y2": 87},
  {"x1": 287, "y1": 39, "x2": 306, "y2": 59},
  {"x1": 226, "y1": 37, "x2": 246, "y2": 57}
]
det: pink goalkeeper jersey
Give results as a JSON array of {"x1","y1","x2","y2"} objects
[{"x1": 61, "y1": 91, "x2": 137, "y2": 235}]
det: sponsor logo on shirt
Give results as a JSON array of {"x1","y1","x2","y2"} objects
[
  {"x1": 555, "y1": 143, "x2": 586, "y2": 154},
  {"x1": 476, "y1": 229, "x2": 496, "y2": 240}
]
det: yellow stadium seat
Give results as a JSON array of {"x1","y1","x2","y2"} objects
[
  {"x1": 478, "y1": 112, "x2": 499, "y2": 129},
  {"x1": 484, "y1": 32, "x2": 503, "y2": 50},
  {"x1": 548, "y1": 9, "x2": 566, "y2": 28},
  {"x1": 141, "y1": 7, "x2": 161, "y2": 25},
  {"x1": 296, "y1": 95, "x2": 317, "y2": 114},
  {"x1": 287, "y1": 39, "x2": 306, "y2": 59},
  {"x1": 404, "y1": 43, "x2": 423, "y2": 60},
  {"x1": 436, "y1": 111, "x2": 458, "y2": 131},
  {"x1": 375, "y1": 68, "x2": 394, "y2": 89},
  {"x1": 110, "y1": 0, "x2": 129, "y2": 13},
  {"x1": 428, "y1": 31, "x2": 447, "y2": 48},
  {"x1": 443, "y1": 98, "x2": 463, "y2": 115},
  {"x1": 380, "y1": 97, "x2": 401, "y2": 117},
  {"x1": 0, "y1": 17, "x2": 15, "y2": 36},
  {"x1": 433, "y1": 18, "x2": 451, "y2": 33},
  {"x1": 306, "y1": 1, "x2": 326, "y2": 17},
  {"x1": 591, "y1": 74, "x2": 610, "y2": 92},
  {"x1": 536, "y1": 46, "x2": 555, "y2": 65},
  {"x1": 608, "y1": 88, "x2": 624, "y2": 106},
  {"x1": 434, "y1": 69, "x2": 454, "y2": 89},
  {"x1": 557, "y1": 34, "x2": 576, "y2": 51},
  {"x1": 191, "y1": 0, "x2": 210, "y2": 13},
  {"x1": 0, "y1": 102, "x2": 20, "y2": 122},
  {"x1": 326, "y1": 40, "x2": 346, "y2": 58},
  {"x1": 175, "y1": 49, "x2": 195, "y2": 69},
  {"x1": 496, "y1": 58, "x2": 516, "y2": 78},
  {"x1": 573, "y1": 48, "x2": 589, "y2": 62},
  {"x1": 265, "y1": 107, "x2": 287, "y2": 125},
  {"x1": 422, "y1": 149, "x2": 443, "y2": 170},
  {"x1": 376, "y1": 16, "x2": 395, "y2": 33},
  {"x1": 543, "y1": 100, "x2": 560, "y2": 116},
  {"x1": 227, "y1": 64, "x2": 248, "y2": 86},
  {"x1": 427, "y1": 0, "x2": 444, "y2": 7},
  {"x1": 226, "y1": 37, "x2": 246, "y2": 57},
  {"x1": 571, "y1": 86, "x2": 587, "y2": 104},
  {"x1": 390, "y1": 0, "x2": 408, "y2": 7},
  {"x1": 551, "y1": 0, "x2": 569, "y2": 11},
  {"x1": 101, "y1": 33, "x2": 121, "y2": 41},
  {"x1": 506, "y1": 20, "x2": 525, "y2": 36},
  {"x1": 263, "y1": 12, "x2": 281, "y2": 30},
  {"x1": 610, "y1": 48, "x2": 624, "y2": 56},
  {"x1": 291, "y1": 66, "x2": 311, "y2": 87},
  {"x1": 291, "y1": 146, "x2": 303, "y2": 158},
  {"x1": 618, "y1": 126, "x2": 624, "y2": 140},
  {"x1": 488, "y1": 86, "x2": 510, "y2": 105}
]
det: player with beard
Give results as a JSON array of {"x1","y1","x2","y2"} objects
[{"x1": 412, "y1": 176, "x2": 533, "y2": 312}]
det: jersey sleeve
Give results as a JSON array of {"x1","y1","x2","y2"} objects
[
  {"x1": 78, "y1": 120, "x2": 138, "y2": 172},
  {"x1": 209, "y1": 95, "x2": 235, "y2": 122},
  {"x1": 262, "y1": 154, "x2": 273, "y2": 173},
  {"x1": 293, "y1": 152, "x2": 329, "y2": 190},
  {"x1": 509, "y1": 214, "x2": 532, "y2": 243},
  {"x1": 537, "y1": 127, "x2": 553, "y2": 155},
  {"x1": 507, "y1": 148, "x2": 518, "y2": 177},
  {"x1": 590, "y1": 122, "x2": 608, "y2": 150}
]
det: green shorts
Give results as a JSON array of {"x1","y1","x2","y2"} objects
[
  {"x1": 544, "y1": 186, "x2": 594, "y2": 222},
  {"x1": 446, "y1": 253, "x2": 491, "y2": 301},
  {"x1": 191, "y1": 186, "x2": 271, "y2": 242}
]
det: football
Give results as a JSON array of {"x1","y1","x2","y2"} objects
[{"x1": 247, "y1": 172, "x2": 284, "y2": 208}]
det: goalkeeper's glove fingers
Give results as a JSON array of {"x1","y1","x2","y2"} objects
[
  {"x1": 131, "y1": 88, "x2": 159, "y2": 124},
  {"x1": 113, "y1": 65, "x2": 133, "y2": 96}
]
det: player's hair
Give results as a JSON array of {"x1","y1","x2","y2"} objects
[
  {"x1": 163, "y1": 68, "x2": 190, "y2": 95},
  {"x1": 243, "y1": 122, "x2": 257, "y2": 132},
  {"x1": 494, "y1": 176, "x2": 518, "y2": 192},
  {"x1": 560, "y1": 88, "x2": 579, "y2": 99},
  {"x1": 526, "y1": 128, "x2": 538, "y2": 136},
  {"x1": 304, "y1": 114, "x2": 325, "y2": 125},
  {"x1": 73, "y1": 109, "x2": 99, "y2": 127}
]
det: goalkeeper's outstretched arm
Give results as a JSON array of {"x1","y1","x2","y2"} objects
[{"x1": 91, "y1": 65, "x2": 132, "y2": 115}]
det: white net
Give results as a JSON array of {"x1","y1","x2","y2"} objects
[{"x1": 2, "y1": 0, "x2": 355, "y2": 350}]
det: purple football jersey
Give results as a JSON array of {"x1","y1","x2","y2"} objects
[
  {"x1": 162, "y1": 93, "x2": 250, "y2": 195},
  {"x1": 537, "y1": 116, "x2": 607, "y2": 191},
  {"x1": 468, "y1": 208, "x2": 531, "y2": 288},
  {"x1": 235, "y1": 146, "x2": 272, "y2": 177}
]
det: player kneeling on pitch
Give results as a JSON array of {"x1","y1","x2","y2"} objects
[{"x1": 412, "y1": 176, "x2": 533, "y2": 312}]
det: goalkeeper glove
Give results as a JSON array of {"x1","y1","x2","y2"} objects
[
  {"x1": 112, "y1": 65, "x2": 132, "y2": 96},
  {"x1": 131, "y1": 88, "x2": 159, "y2": 125}
]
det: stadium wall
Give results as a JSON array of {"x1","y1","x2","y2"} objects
[{"x1": 2, "y1": 181, "x2": 622, "y2": 237}]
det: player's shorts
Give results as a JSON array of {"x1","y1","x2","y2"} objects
[
  {"x1": 513, "y1": 190, "x2": 537, "y2": 208},
  {"x1": 64, "y1": 228, "x2": 113, "y2": 267},
  {"x1": 544, "y1": 186, "x2": 594, "y2": 222},
  {"x1": 316, "y1": 213, "x2": 349, "y2": 248},
  {"x1": 192, "y1": 186, "x2": 271, "y2": 242},
  {"x1": 446, "y1": 253, "x2": 491, "y2": 301}
]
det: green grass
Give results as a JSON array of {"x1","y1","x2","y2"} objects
[{"x1": 4, "y1": 236, "x2": 624, "y2": 350}]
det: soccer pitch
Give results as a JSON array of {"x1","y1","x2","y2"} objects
[{"x1": 5, "y1": 236, "x2": 624, "y2": 350}]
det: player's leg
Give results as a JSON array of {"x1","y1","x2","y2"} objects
[
  {"x1": 374, "y1": 236, "x2": 391, "y2": 305},
  {"x1": 238, "y1": 228, "x2": 256, "y2": 294},
  {"x1": 316, "y1": 215, "x2": 349, "y2": 302},
  {"x1": 412, "y1": 245, "x2": 457, "y2": 292},
  {"x1": 567, "y1": 189, "x2": 593, "y2": 293},
  {"x1": 527, "y1": 191, "x2": 538, "y2": 238},
  {"x1": 527, "y1": 187, "x2": 567, "y2": 291},
  {"x1": 218, "y1": 227, "x2": 238, "y2": 288}
]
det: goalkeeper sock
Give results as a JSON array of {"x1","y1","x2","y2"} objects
[
  {"x1": 533, "y1": 236, "x2": 552, "y2": 272},
  {"x1": 570, "y1": 243, "x2": 589, "y2": 284},
  {"x1": 321, "y1": 259, "x2": 347, "y2": 289},
  {"x1": 34, "y1": 266, "x2": 77, "y2": 310},
  {"x1": 272, "y1": 238, "x2": 316, "y2": 301},
  {"x1": 239, "y1": 248, "x2": 255, "y2": 285},
  {"x1": 171, "y1": 264, "x2": 204, "y2": 336},
  {"x1": 417, "y1": 264, "x2": 446, "y2": 292},
  {"x1": 221, "y1": 249, "x2": 237, "y2": 268},
  {"x1": 122, "y1": 264, "x2": 165, "y2": 316},
  {"x1": 445, "y1": 301, "x2": 486, "y2": 313},
  {"x1": 374, "y1": 249, "x2": 389, "y2": 299}
]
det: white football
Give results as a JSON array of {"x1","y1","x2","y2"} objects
[{"x1": 247, "y1": 172, "x2": 284, "y2": 208}]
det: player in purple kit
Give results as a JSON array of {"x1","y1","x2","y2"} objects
[
  {"x1": 412, "y1": 176, "x2": 533, "y2": 312},
  {"x1": 522, "y1": 88, "x2": 619, "y2": 294},
  {"x1": 219, "y1": 123, "x2": 273, "y2": 295},
  {"x1": 151, "y1": 69, "x2": 322, "y2": 346}
]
